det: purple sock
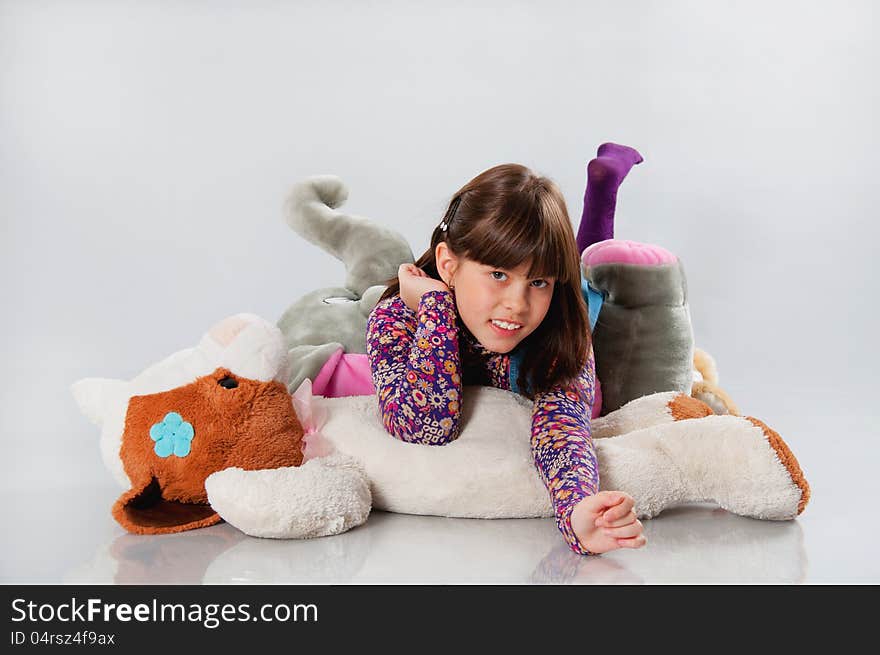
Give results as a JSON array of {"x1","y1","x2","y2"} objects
[{"x1": 576, "y1": 143, "x2": 644, "y2": 253}]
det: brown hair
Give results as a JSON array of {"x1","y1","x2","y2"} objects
[{"x1": 379, "y1": 163, "x2": 591, "y2": 400}]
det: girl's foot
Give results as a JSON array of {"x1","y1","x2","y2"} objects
[{"x1": 577, "y1": 143, "x2": 644, "y2": 253}]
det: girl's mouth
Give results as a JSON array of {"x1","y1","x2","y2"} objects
[{"x1": 488, "y1": 320, "x2": 523, "y2": 337}]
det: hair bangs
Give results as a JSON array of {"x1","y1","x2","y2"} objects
[{"x1": 460, "y1": 202, "x2": 572, "y2": 284}]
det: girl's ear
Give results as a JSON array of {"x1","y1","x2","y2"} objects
[{"x1": 434, "y1": 241, "x2": 459, "y2": 287}]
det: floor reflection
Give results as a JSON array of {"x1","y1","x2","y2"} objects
[
  {"x1": 204, "y1": 520, "x2": 374, "y2": 584},
  {"x1": 629, "y1": 504, "x2": 807, "y2": 584},
  {"x1": 529, "y1": 545, "x2": 645, "y2": 584},
  {"x1": 212, "y1": 511, "x2": 554, "y2": 584},
  {"x1": 531, "y1": 504, "x2": 806, "y2": 584},
  {"x1": 65, "y1": 503, "x2": 806, "y2": 584},
  {"x1": 65, "y1": 524, "x2": 247, "y2": 584}
]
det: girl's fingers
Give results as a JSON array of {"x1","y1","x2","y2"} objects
[
  {"x1": 616, "y1": 535, "x2": 647, "y2": 549},
  {"x1": 596, "y1": 509, "x2": 638, "y2": 528},
  {"x1": 600, "y1": 496, "x2": 635, "y2": 524},
  {"x1": 601, "y1": 521, "x2": 643, "y2": 539}
]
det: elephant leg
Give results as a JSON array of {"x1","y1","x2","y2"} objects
[{"x1": 584, "y1": 240, "x2": 694, "y2": 414}]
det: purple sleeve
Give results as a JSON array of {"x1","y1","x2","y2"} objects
[
  {"x1": 530, "y1": 347, "x2": 599, "y2": 555},
  {"x1": 365, "y1": 290, "x2": 463, "y2": 445}
]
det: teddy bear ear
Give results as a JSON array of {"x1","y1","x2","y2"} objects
[
  {"x1": 71, "y1": 377, "x2": 127, "y2": 427},
  {"x1": 198, "y1": 313, "x2": 289, "y2": 383}
]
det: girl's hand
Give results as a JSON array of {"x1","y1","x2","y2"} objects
[
  {"x1": 398, "y1": 263, "x2": 450, "y2": 313},
  {"x1": 569, "y1": 490, "x2": 647, "y2": 554}
]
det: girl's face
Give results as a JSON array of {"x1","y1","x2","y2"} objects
[{"x1": 436, "y1": 243, "x2": 555, "y2": 354}]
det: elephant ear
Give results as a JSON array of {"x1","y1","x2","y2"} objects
[
  {"x1": 112, "y1": 475, "x2": 221, "y2": 535},
  {"x1": 284, "y1": 175, "x2": 414, "y2": 295}
]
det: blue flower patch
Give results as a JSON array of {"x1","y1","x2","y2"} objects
[{"x1": 149, "y1": 412, "x2": 195, "y2": 458}]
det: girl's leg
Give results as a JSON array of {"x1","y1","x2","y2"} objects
[{"x1": 576, "y1": 143, "x2": 643, "y2": 253}]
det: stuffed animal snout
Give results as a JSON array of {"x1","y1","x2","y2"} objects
[
  {"x1": 73, "y1": 314, "x2": 305, "y2": 535},
  {"x1": 113, "y1": 366, "x2": 304, "y2": 534}
]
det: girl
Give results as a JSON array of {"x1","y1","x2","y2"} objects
[{"x1": 365, "y1": 163, "x2": 646, "y2": 555}]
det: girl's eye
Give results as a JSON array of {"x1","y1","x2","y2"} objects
[{"x1": 491, "y1": 271, "x2": 550, "y2": 288}]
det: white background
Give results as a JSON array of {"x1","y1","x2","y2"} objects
[{"x1": 2, "y1": 0, "x2": 877, "y2": 583}]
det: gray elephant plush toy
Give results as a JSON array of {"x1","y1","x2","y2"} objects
[{"x1": 277, "y1": 175, "x2": 413, "y2": 394}]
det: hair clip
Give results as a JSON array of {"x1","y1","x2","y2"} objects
[{"x1": 439, "y1": 196, "x2": 462, "y2": 233}]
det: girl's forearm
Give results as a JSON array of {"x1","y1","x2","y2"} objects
[
  {"x1": 531, "y1": 351, "x2": 599, "y2": 554},
  {"x1": 367, "y1": 291, "x2": 463, "y2": 445}
]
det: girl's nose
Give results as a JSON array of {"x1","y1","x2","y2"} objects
[{"x1": 503, "y1": 287, "x2": 529, "y2": 314}]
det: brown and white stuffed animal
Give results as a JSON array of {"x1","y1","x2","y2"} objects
[{"x1": 73, "y1": 313, "x2": 809, "y2": 540}]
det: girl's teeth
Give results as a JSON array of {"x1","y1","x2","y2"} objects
[{"x1": 491, "y1": 320, "x2": 521, "y2": 330}]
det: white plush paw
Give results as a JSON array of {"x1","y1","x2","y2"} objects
[
  {"x1": 205, "y1": 454, "x2": 372, "y2": 539},
  {"x1": 657, "y1": 415, "x2": 807, "y2": 520}
]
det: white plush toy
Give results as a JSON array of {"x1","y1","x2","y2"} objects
[{"x1": 73, "y1": 313, "x2": 809, "y2": 541}]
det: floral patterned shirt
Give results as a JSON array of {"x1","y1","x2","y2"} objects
[{"x1": 365, "y1": 289, "x2": 599, "y2": 555}]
